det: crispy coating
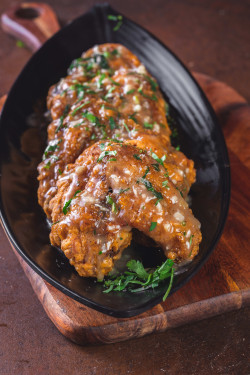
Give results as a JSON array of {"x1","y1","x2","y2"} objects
[{"x1": 50, "y1": 142, "x2": 201, "y2": 279}]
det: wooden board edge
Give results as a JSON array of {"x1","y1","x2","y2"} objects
[{"x1": 15, "y1": 246, "x2": 250, "y2": 345}]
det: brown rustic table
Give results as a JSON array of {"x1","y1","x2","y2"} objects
[{"x1": 0, "y1": 0, "x2": 249, "y2": 374}]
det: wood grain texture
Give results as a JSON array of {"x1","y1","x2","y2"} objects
[
  {"x1": 1, "y1": 72, "x2": 249, "y2": 345},
  {"x1": 1, "y1": 2, "x2": 60, "y2": 51}
]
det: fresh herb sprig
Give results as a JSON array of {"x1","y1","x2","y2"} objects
[{"x1": 103, "y1": 259, "x2": 174, "y2": 301}]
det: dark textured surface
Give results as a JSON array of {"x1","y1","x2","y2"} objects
[{"x1": 0, "y1": 0, "x2": 249, "y2": 374}]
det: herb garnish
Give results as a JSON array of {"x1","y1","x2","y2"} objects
[
  {"x1": 143, "y1": 75, "x2": 158, "y2": 91},
  {"x1": 97, "y1": 150, "x2": 117, "y2": 162},
  {"x1": 63, "y1": 190, "x2": 82, "y2": 214},
  {"x1": 119, "y1": 188, "x2": 130, "y2": 194},
  {"x1": 56, "y1": 105, "x2": 70, "y2": 133},
  {"x1": 139, "y1": 178, "x2": 163, "y2": 205},
  {"x1": 151, "y1": 163, "x2": 160, "y2": 171},
  {"x1": 143, "y1": 167, "x2": 150, "y2": 179},
  {"x1": 162, "y1": 180, "x2": 170, "y2": 189},
  {"x1": 126, "y1": 89, "x2": 135, "y2": 95},
  {"x1": 107, "y1": 14, "x2": 123, "y2": 31},
  {"x1": 71, "y1": 101, "x2": 90, "y2": 116},
  {"x1": 138, "y1": 86, "x2": 157, "y2": 101},
  {"x1": 106, "y1": 195, "x2": 117, "y2": 213},
  {"x1": 109, "y1": 116, "x2": 117, "y2": 130},
  {"x1": 143, "y1": 122, "x2": 154, "y2": 129},
  {"x1": 43, "y1": 139, "x2": 62, "y2": 159},
  {"x1": 103, "y1": 258, "x2": 174, "y2": 301},
  {"x1": 151, "y1": 152, "x2": 166, "y2": 167},
  {"x1": 128, "y1": 113, "x2": 138, "y2": 123},
  {"x1": 149, "y1": 222, "x2": 157, "y2": 231},
  {"x1": 133, "y1": 154, "x2": 142, "y2": 161}
]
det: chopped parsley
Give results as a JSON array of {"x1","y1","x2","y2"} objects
[
  {"x1": 104, "y1": 86, "x2": 115, "y2": 100},
  {"x1": 56, "y1": 105, "x2": 70, "y2": 133},
  {"x1": 63, "y1": 190, "x2": 81, "y2": 214},
  {"x1": 109, "y1": 78, "x2": 120, "y2": 86},
  {"x1": 126, "y1": 89, "x2": 135, "y2": 95},
  {"x1": 143, "y1": 122, "x2": 154, "y2": 129},
  {"x1": 107, "y1": 14, "x2": 123, "y2": 31},
  {"x1": 97, "y1": 150, "x2": 117, "y2": 162},
  {"x1": 43, "y1": 139, "x2": 62, "y2": 159},
  {"x1": 151, "y1": 152, "x2": 166, "y2": 168},
  {"x1": 143, "y1": 75, "x2": 158, "y2": 91},
  {"x1": 109, "y1": 116, "x2": 117, "y2": 130},
  {"x1": 142, "y1": 166, "x2": 150, "y2": 179},
  {"x1": 71, "y1": 101, "x2": 90, "y2": 116},
  {"x1": 151, "y1": 163, "x2": 160, "y2": 171},
  {"x1": 128, "y1": 113, "x2": 138, "y2": 123},
  {"x1": 138, "y1": 86, "x2": 157, "y2": 101},
  {"x1": 106, "y1": 195, "x2": 117, "y2": 213},
  {"x1": 103, "y1": 258, "x2": 174, "y2": 302},
  {"x1": 119, "y1": 188, "x2": 130, "y2": 194},
  {"x1": 133, "y1": 154, "x2": 142, "y2": 161},
  {"x1": 162, "y1": 180, "x2": 170, "y2": 189},
  {"x1": 98, "y1": 73, "x2": 106, "y2": 88},
  {"x1": 149, "y1": 222, "x2": 157, "y2": 231},
  {"x1": 139, "y1": 178, "x2": 163, "y2": 205}
]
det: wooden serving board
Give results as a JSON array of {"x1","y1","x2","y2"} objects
[{"x1": 1, "y1": 72, "x2": 249, "y2": 345}]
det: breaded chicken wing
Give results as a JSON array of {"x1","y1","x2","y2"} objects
[{"x1": 50, "y1": 141, "x2": 201, "y2": 279}]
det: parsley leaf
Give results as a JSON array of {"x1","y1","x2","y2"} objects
[
  {"x1": 63, "y1": 190, "x2": 81, "y2": 215},
  {"x1": 103, "y1": 258, "x2": 174, "y2": 302},
  {"x1": 149, "y1": 222, "x2": 157, "y2": 231},
  {"x1": 97, "y1": 150, "x2": 117, "y2": 162}
]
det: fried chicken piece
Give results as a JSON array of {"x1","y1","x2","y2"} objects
[
  {"x1": 50, "y1": 141, "x2": 201, "y2": 279},
  {"x1": 47, "y1": 43, "x2": 142, "y2": 121},
  {"x1": 38, "y1": 66, "x2": 172, "y2": 218}
]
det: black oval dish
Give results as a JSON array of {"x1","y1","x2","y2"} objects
[{"x1": 0, "y1": 4, "x2": 230, "y2": 317}]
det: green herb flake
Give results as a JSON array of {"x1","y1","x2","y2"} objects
[
  {"x1": 126, "y1": 89, "x2": 135, "y2": 95},
  {"x1": 111, "y1": 49, "x2": 119, "y2": 56},
  {"x1": 149, "y1": 222, "x2": 157, "y2": 231},
  {"x1": 128, "y1": 113, "x2": 138, "y2": 123},
  {"x1": 133, "y1": 154, "x2": 142, "y2": 161},
  {"x1": 142, "y1": 167, "x2": 150, "y2": 179},
  {"x1": 97, "y1": 150, "x2": 117, "y2": 162},
  {"x1": 119, "y1": 188, "x2": 130, "y2": 194},
  {"x1": 63, "y1": 190, "x2": 82, "y2": 215},
  {"x1": 143, "y1": 75, "x2": 158, "y2": 92},
  {"x1": 43, "y1": 139, "x2": 62, "y2": 159},
  {"x1": 109, "y1": 78, "x2": 120, "y2": 86},
  {"x1": 56, "y1": 104, "x2": 70, "y2": 133},
  {"x1": 151, "y1": 163, "x2": 160, "y2": 171},
  {"x1": 16, "y1": 40, "x2": 26, "y2": 48},
  {"x1": 123, "y1": 122, "x2": 130, "y2": 132},
  {"x1": 151, "y1": 152, "x2": 166, "y2": 167},
  {"x1": 143, "y1": 122, "x2": 154, "y2": 129},
  {"x1": 176, "y1": 145, "x2": 180, "y2": 151},
  {"x1": 98, "y1": 73, "x2": 106, "y2": 88},
  {"x1": 104, "y1": 86, "x2": 115, "y2": 100},
  {"x1": 162, "y1": 180, "x2": 170, "y2": 189},
  {"x1": 107, "y1": 14, "x2": 123, "y2": 31},
  {"x1": 109, "y1": 116, "x2": 117, "y2": 130},
  {"x1": 138, "y1": 87, "x2": 158, "y2": 101},
  {"x1": 71, "y1": 102, "x2": 91, "y2": 116},
  {"x1": 139, "y1": 178, "x2": 163, "y2": 205},
  {"x1": 106, "y1": 195, "x2": 117, "y2": 213},
  {"x1": 99, "y1": 251, "x2": 103, "y2": 255},
  {"x1": 182, "y1": 221, "x2": 186, "y2": 226}
]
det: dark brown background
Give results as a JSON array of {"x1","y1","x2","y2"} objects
[{"x1": 0, "y1": 0, "x2": 249, "y2": 374}]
